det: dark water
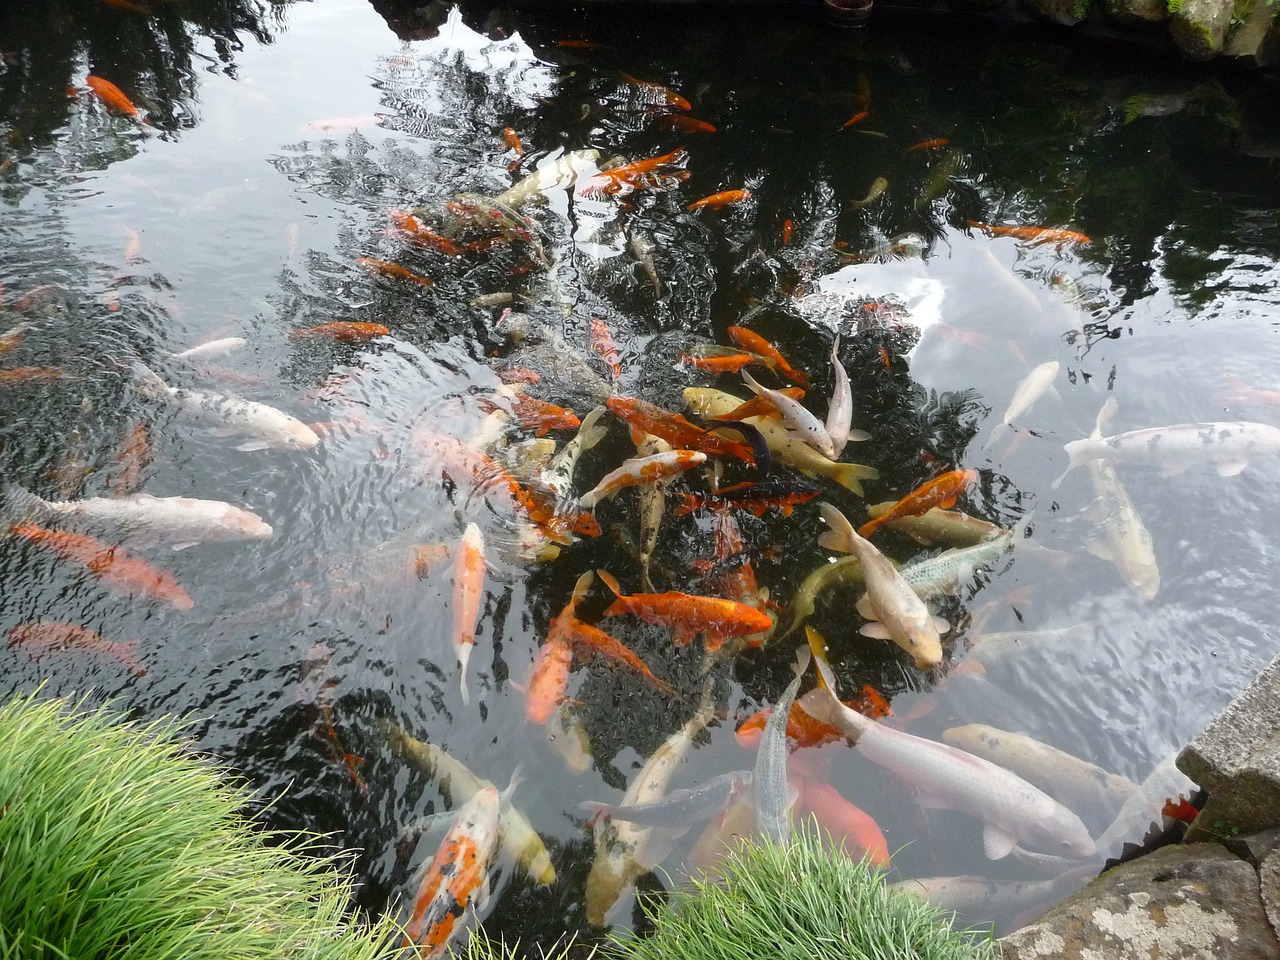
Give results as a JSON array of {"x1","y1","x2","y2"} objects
[{"x1": 3, "y1": 0, "x2": 1280, "y2": 946}]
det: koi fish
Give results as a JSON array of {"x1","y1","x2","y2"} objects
[
  {"x1": 451, "y1": 523, "x2": 485, "y2": 704},
  {"x1": 582, "y1": 771, "x2": 750, "y2": 828},
  {"x1": 132, "y1": 362, "x2": 318, "y2": 452},
  {"x1": 634, "y1": 431, "x2": 670, "y2": 594},
  {"x1": 606, "y1": 396, "x2": 755, "y2": 465},
  {"x1": 674, "y1": 478, "x2": 823, "y2": 518},
  {"x1": 106, "y1": 422, "x2": 151, "y2": 496},
  {"x1": 818, "y1": 504, "x2": 947, "y2": 669},
  {"x1": 446, "y1": 193, "x2": 549, "y2": 266},
  {"x1": 2, "y1": 483, "x2": 272, "y2": 551},
  {"x1": 782, "y1": 219, "x2": 794, "y2": 246},
  {"x1": 588, "y1": 316, "x2": 622, "y2": 382},
  {"x1": 620, "y1": 73, "x2": 692, "y2": 111},
  {"x1": 795, "y1": 777, "x2": 890, "y2": 867},
  {"x1": 688, "y1": 189, "x2": 752, "y2": 212},
  {"x1": 502, "y1": 126, "x2": 524, "y2": 157},
  {"x1": 1052, "y1": 418, "x2": 1280, "y2": 488},
  {"x1": 401, "y1": 786, "x2": 502, "y2": 957},
  {"x1": 101, "y1": 0, "x2": 153, "y2": 13},
  {"x1": 581, "y1": 147, "x2": 686, "y2": 196},
  {"x1": 8, "y1": 620, "x2": 147, "y2": 676},
  {"x1": 842, "y1": 110, "x2": 869, "y2": 127},
  {"x1": 170, "y1": 337, "x2": 248, "y2": 362},
  {"x1": 906, "y1": 137, "x2": 950, "y2": 152},
  {"x1": 684, "y1": 388, "x2": 878, "y2": 495},
  {"x1": 741, "y1": 370, "x2": 835, "y2": 458},
  {"x1": 697, "y1": 507, "x2": 773, "y2": 650},
  {"x1": 968, "y1": 220, "x2": 1091, "y2": 246},
  {"x1": 380, "y1": 721, "x2": 555, "y2": 885},
  {"x1": 726, "y1": 327, "x2": 808, "y2": 388},
  {"x1": 1078, "y1": 398, "x2": 1159, "y2": 602},
  {"x1": 0, "y1": 322, "x2": 29, "y2": 355},
  {"x1": 891, "y1": 867, "x2": 1095, "y2": 916},
  {"x1": 679, "y1": 351, "x2": 761, "y2": 374},
  {"x1": 736, "y1": 684, "x2": 890, "y2": 750},
  {"x1": 388, "y1": 210, "x2": 464, "y2": 256},
  {"x1": 798, "y1": 665, "x2": 1096, "y2": 860},
  {"x1": 527, "y1": 571, "x2": 595, "y2": 724},
  {"x1": 754, "y1": 647, "x2": 810, "y2": 844},
  {"x1": 849, "y1": 176, "x2": 887, "y2": 209},
  {"x1": 656, "y1": 115, "x2": 716, "y2": 134},
  {"x1": 562, "y1": 617, "x2": 672, "y2": 696},
  {"x1": 478, "y1": 393, "x2": 580, "y2": 437},
  {"x1": 586, "y1": 687, "x2": 715, "y2": 927},
  {"x1": 579, "y1": 450, "x2": 706, "y2": 509},
  {"x1": 984, "y1": 361, "x2": 1060, "y2": 449},
  {"x1": 826, "y1": 336, "x2": 855, "y2": 458},
  {"x1": 777, "y1": 555, "x2": 865, "y2": 641},
  {"x1": 0, "y1": 367, "x2": 65, "y2": 385},
  {"x1": 541, "y1": 406, "x2": 609, "y2": 500},
  {"x1": 289, "y1": 321, "x2": 389, "y2": 342},
  {"x1": 10, "y1": 522, "x2": 193, "y2": 609},
  {"x1": 85, "y1": 75, "x2": 141, "y2": 118},
  {"x1": 858, "y1": 469, "x2": 979, "y2": 539},
  {"x1": 356, "y1": 257, "x2": 433, "y2": 286},
  {"x1": 1217, "y1": 372, "x2": 1280, "y2": 408},
  {"x1": 597, "y1": 569, "x2": 773, "y2": 652},
  {"x1": 708, "y1": 387, "x2": 805, "y2": 422},
  {"x1": 863, "y1": 502, "x2": 1005, "y2": 547}
]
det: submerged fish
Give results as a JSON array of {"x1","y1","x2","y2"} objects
[
  {"x1": 726, "y1": 327, "x2": 808, "y2": 389},
  {"x1": 826, "y1": 336, "x2": 856, "y2": 457},
  {"x1": 597, "y1": 569, "x2": 774, "y2": 652},
  {"x1": 9, "y1": 619, "x2": 147, "y2": 676},
  {"x1": 794, "y1": 777, "x2": 890, "y2": 867},
  {"x1": 451, "y1": 523, "x2": 485, "y2": 705},
  {"x1": 754, "y1": 647, "x2": 811, "y2": 844},
  {"x1": 858, "y1": 469, "x2": 979, "y2": 539},
  {"x1": 741, "y1": 370, "x2": 835, "y2": 458},
  {"x1": 862, "y1": 503, "x2": 1005, "y2": 547},
  {"x1": 579, "y1": 451, "x2": 706, "y2": 509},
  {"x1": 984, "y1": 361, "x2": 1060, "y2": 450},
  {"x1": 581, "y1": 771, "x2": 751, "y2": 828}
]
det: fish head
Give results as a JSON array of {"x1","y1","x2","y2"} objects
[
  {"x1": 231, "y1": 512, "x2": 274, "y2": 540},
  {"x1": 1024, "y1": 805, "x2": 1097, "y2": 860}
]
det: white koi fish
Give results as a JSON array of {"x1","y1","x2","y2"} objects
[
  {"x1": 3, "y1": 482, "x2": 271, "y2": 550},
  {"x1": 133, "y1": 362, "x2": 318, "y2": 452},
  {"x1": 742, "y1": 370, "x2": 835, "y2": 458},
  {"x1": 1079, "y1": 397, "x2": 1159, "y2": 602},
  {"x1": 451, "y1": 523, "x2": 485, "y2": 705},
  {"x1": 1053, "y1": 417, "x2": 1280, "y2": 488},
  {"x1": 579, "y1": 450, "x2": 706, "y2": 509},
  {"x1": 542, "y1": 406, "x2": 609, "y2": 500},
  {"x1": 825, "y1": 335, "x2": 863, "y2": 458},
  {"x1": 799, "y1": 673, "x2": 1096, "y2": 860},
  {"x1": 984, "y1": 360, "x2": 1059, "y2": 450},
  {"x1": 817, "y1": 503, "x2": 947, "y2": 669},
  {"x1": 169, "y1": 337, "x2": 248, "y2": 362},
  {"x1": 494, "y1": 148, "x2": 603, "y2": 209}
]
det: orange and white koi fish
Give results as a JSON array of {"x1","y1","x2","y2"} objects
[
  {"x1": 726, "y1": 326, "x2": 809, "y2": 389},
  {"x1": 708, "y1": 387, "x2": 804, "y2": 422},
  {"x1": 85, "y1": 75, "x2": 141, "y2": 118},
  {"x1": 9, "y1": 522, "x2": 193, "y2": 609},
  {"x1": 858, "y1": 469, "x2": 978, "y2": 539},
  {"x1": 356, "y1": 257, "x2": 434, "y2": 286},
  {"x1": 596, "y1": 569, "x2": 774, "y2": 652},
  {"x1": 8, "y1": 619, "x2": 147, "y2": 676},
  {"x1": 968, "y1": 220, "x2": 1090, "y2": 246},
  {"x1": 478, "y1": 393, "x2": 580, "y2": 436},
  {"x1": 606, "y1": 396, "x2": 755, "y2": 465},
  {"x1": 289, "y1": 321, "x2": 389, "y2": 342},
  {"x1": 688, "y1": 189, "x2": 752, "y2": 212},
  {"x1": 0, "y1": 322, "x2": 29, "y2": 355},
  {"x1": 401, "y1": 785, "x2": 502, "y2": 958},
  {"x1": 676, "y1": 478, "x2": 823, "y2": 518},
  {"x1": 452, "y1": 522, "x2": 485, "y2": 704},
  {"x1": 588, "y1": 316, "x2": 622, "y2": 382},
  {"x1": 579, "y1": 450, "x2": 706, "y2": 509}
]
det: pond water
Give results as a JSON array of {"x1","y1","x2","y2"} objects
[{"x1": 3, "y1": 0, "x2": 1280, "y2": 946}]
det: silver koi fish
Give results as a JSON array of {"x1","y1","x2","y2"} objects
[{"x1": 754, "y1": 647, "x2": 811, "y2": 844}]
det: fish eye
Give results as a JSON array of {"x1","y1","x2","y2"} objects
[{"x1": 908, "y1": 636, "x2": 918, "y2": 646}]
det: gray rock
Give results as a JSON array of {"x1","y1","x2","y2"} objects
[
  {"x1": 1224, "y1": 0, "x2": 1280, "y2": 67},
  {"x1": 1180, "y1": 653, "x2": 1280, "y2": 843},
  {"x1": 1103, "y1": 0, "x2": 1167, "y2": 23},
  {"x1": 1167, "y1": 0, "x2": 1235, "y2": 59},
  {"x1": 1001, "y1": 844, "x2": 1279, "y2": 959},
  {"x1": 1226, "y1": 829, "x2": 1280, "y2": 869},
  {"x1": 1021, "y1": 0, "x2": 1093, "y2": 25},
  {"x1": 1262, "y1": 846, "x2": 1280, "y2": 937}
]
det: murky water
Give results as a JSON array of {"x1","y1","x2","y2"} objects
[{"x1": 3, "y1": 0, "x2": 1280, "y2": 945}]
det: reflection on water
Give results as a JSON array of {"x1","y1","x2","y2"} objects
[{"x1": 3, "y1": 0, "x2": 1280, "y2": 949}]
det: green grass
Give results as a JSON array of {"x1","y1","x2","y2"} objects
[{"x1": 0, "y1": 690, "x2": 401, "y2": 960}]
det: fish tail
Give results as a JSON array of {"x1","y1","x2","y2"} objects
[
  {"x1": 130, "y1": 360, "x2": 172, "y2": 401},
  {"x1": 805, "y1": 626, "x2": 834, "y2": 691},
  {"x1": 982, "y1": 422, "x2": 1008, "y2": 451},
  {"x1": 816, "y1": 503, "x2": 858, "y2": 553},
  {"x1": 1050, "y1": 441, "x2": 1087, "y2": 490},
  {"x1": 0, "y1": 482, "x2": 50, "y2": 529},
  {"x1": 826, "y1": 461, "x2": 878, "y2": 497},
  {"x1": 856, "y1": 516, "x2": 883, "y2": 539},
  {"x1": 673, "y1": 494, "x2": 700, "y2": 516},
  {"x1": 595, "y1": 568, "x2": 630, "y2": 617}
]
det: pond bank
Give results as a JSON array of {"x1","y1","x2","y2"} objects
[{"x1": 1001, "y1": 651, "x2": 1280, "y2": 959}]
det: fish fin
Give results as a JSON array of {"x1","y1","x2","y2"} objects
[
  {"x1": 235, "y1": 440, "x2": 271, "y2": 452},
  {"x1": 1050, "y1": 442, "x2": 1086, "y2": 490},
  {"x1": 982, "y1": 824, "x2": 1017, "y2": 860},
  {"x1": 983, "y1": 422, "x2": 1008, "y2": 451},
  {"x1": 670, "y1": 624, "x2": 697, "y2": 647},
  {"x1": 1159, "y1": 460, "x2": 1192, "y2": 477},
  {"x1": 169, "y1": 541, "x2": 200, "y2": 552},
  {"x1": 859, "y1": 621, "x2": 892, "y2": 640},
  {"x1": 459, "y1": 672, "x2": 470, "y2": 706},
  {"x1": 1092, "y1": 396, "x2": 1120, "y2": 440},
  {"x1": 740, "y1": 369, "x2": 765, "y2": 397},
  {"x1": 1214, "y1": 458, "x2": 1249, "y2": 477},
  {"x1": 1047, "y1": 385, "x2": 1062, "y2": 401},
  {"x1": 931, "y1": 615, "x2": 950, "y2": 636},
  {"x1": 846, "y1": 429, "x2": 871, "y2": 443},
  {"x1": 578, "y1": 801, "x2": 613, "y2": 826},
  {"x1": 805, "y1": 626, "x2": 835, "y2": 692},
  {"x1": 595, "y1": 569, "x2": 623, "y2": 599},
  {"x1": 828, "y1": 462, "x2": 878, "y2": 497},
  {"x1": 854, "y1": 594, "x2": 876, "y2": 621},
  {"x1": 818, "y1": 503, "x2": 858, "y2": 553},
  {"x1": 1083, "y1": 536, "x2": 1116, "y2": 562}
]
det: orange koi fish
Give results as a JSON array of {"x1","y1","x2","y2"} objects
[
  {"x1": 388, "y1": 210, "x2": 464, "y2": 256},
  {"x1": 842, "y1": 110, "x2": 869, "y2": 128},
  {"x1": 101, "y1": 0, "x2": 153, "y2": 13},
  {"x1": 561, "y1": 617, "x2": 672, "y2": 696},
  {"x1": 656, "y1": 114, "x2": 716, "y2": 134},
  {"x1": 502, "y1": 126, "x2": 524, "y2": 156},
  {"x1": 699, "y1": 507, "x2": 772, "y2": 648},
  {"x1": 967, "y1": 221, "x2": 1091, "y2": 246},
  {"x1": 1217, "y1": 373, "x2": 1280, "y2": 408},
  {"x1": 402, "y1": 786, "x2": 502, "y2": 957},
  {"x1": 527, "y1": 570, "x2": 594, "y2": 724},
  {"x1": 8, "y1": 620, "x2": 147, "y2": 677},
  {"x1": 736, "y1": 700, "x2": 844, "y2": 750},
  {"x1": 581, "y1": 147, "x2": 686, "y2": 196},
  {"x1": 85, "y1": 75, "x2": 140, "y2": 118},
  {"x1": 579, "y1": 450, "x2": 706, "y2": 509},
  {"x1": 357, "y1": 257, "x2": 434, "y2": 286},
  {"x1": 709, "y1": 387, "x2": 805, "y2": 422},
  {"x1": 620, "y1": 73, "x2": 692, "y2": 111},
  {"x1": 857, "y1": 468, "x2": 978, "y2": 538},
  {"x1": 726, "y1": 326, "x2": 809, "y2": 389},
  {"x1": 289, "y1": 321, "x2": 390, "y2": 342},
  {"x1": 680, "y1": 351, "x2": 760, "y2": 374},
  {"x1": 688, "y1": 189, "x2": 752, "y2": 212},
  {"x1": 1162, "y1": 797, "x2": 1200, "y2": 825},
  {"x1": 478, "y1": 394, "x2": 580, "y2": 436},
  {"x1": 588, "y1": 316, "x2": 622, "y2": 382},
  {"x1": 10, "y1": 522, "x2": 193, "y2": 609},
  {"x1": 106, "y1": 421, "x2": 151, "y2": 496},
  {"x1": 557, "y1": 39, "x2": 604, "y2": 49},
  {"x1": 795, "y1": 777, "x2": 890, "y2": 867},
  {"x1": 0, "y1": 367, "x2": 64, "y2": 385},
  {"x1": 906, "y1": 137, "x2": 950, "y2": 152},
  {"x1": 0, "y1": 323, "x2": 27, "y2": 356},
  {"x1": 782, "y1": 218, "x2": 794, "y2": 246},
  {"x1": 675, "y1": 478, "x2": 823, "y2": 518},
  {"x1": 606, "y1": 396, "x2": 755, "y2": 466},
  {"x1": 452, "y1": 522, "x2": 485, "y2": 704},
  {"x1": 596, "y1": 569, "x2": 774, "y2": 652}
]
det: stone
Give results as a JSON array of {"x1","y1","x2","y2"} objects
[
  {"x1": 1103, "y1": 0, "x2": 1167, "y2": 24},
  {"x1": 1226, "y1": 829, "x2": 1280, "y2": 869},
  {"x1": 1259, "y1": 844, "x2": 1280, "y2": 937},
  {"x1": 1021, "y1": 0, "x2": 1093, "y2": 24},
  {"x1": 1000, "y1": 844, "x2": 1280, "y2": 960},
  {"x1": 1167, "y1": 0, "x2": 1235, "y2": 59},
  {"x1": 1224, "y1": 0, "x2": 1280, "y2": 67},
  {"x1": 1180, "y1": 654, "x2": 1280, "y2": 843}
]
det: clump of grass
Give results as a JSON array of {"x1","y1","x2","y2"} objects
[
  {"x1": 611, "y1": 823, "x2": 997, "y2": 960},
  {"x1": 0, "y1": 690, "x2": 401, "y2": 959}
]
